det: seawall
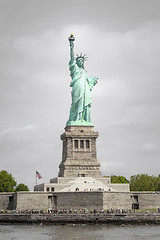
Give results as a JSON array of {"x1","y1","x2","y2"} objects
[{"x1": 0, "y1": 213, "x2": 160, "y2": 224}]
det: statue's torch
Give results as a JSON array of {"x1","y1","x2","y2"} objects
[{"x1": 68, "y1": 33, "x2": 75, "y2": 42}]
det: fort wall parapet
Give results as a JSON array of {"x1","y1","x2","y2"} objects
[{"x1": 0, "y1": 191, "x2": 159, "y2": 211}]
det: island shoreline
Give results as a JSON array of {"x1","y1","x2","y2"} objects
[{"x1": 0, "y1": 213, "x2": 160, "y2": 225}]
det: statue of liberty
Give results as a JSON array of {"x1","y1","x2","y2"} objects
[{"x1": 66, "y1": 34, "x2": 98, "y2": 126}]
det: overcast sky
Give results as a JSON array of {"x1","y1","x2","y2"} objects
[{"x1": 0, "y1": 0, "x2": 160, "y2": 190}]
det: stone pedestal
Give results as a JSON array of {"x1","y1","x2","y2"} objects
[{"x1": 58, "y1": 125, "x2": 102, "y2": 178}]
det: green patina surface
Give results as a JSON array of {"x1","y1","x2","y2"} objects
[{"x1": 66, "y1": 34, "x2": 98, "y2": 127}]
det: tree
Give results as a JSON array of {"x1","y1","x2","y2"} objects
[
  {"x1": 15, "y1": 183, "x2": 29, "y2": 192},
  {"x1": 0, "y1": 170, "x2": 17, "y2": 192},
  {"x1": 111, "y1": 175, "x2": 129, "y2": 183},
  {"x1": 130, "y1": 174, "x2": 159, "y2": 191},
  {"x1": 104, "y1": 173, "x2": 160, "y2": 191},
  {"x1": 155, "y1": 174, "x2": 160, "y2": 191}
]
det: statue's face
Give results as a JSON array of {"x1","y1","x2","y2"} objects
[{"x1": 76, "y1": 58, "x2": 84, "y2": 68}]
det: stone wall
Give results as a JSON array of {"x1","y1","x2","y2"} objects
[
  {"x1": 0, "y1": 193, "x2": 14, "y2": 210},
  {"x1": 132, "y1": 192, "x2": 160, "y2": 209},
  {"x1": 16, "y1": 192, "x2": 49, "y2": 210},
  {"x1": 103, "y1": 192, "x2": 132, "y2": 209},
  {"x1": 0, "y1": 213, "x2": 160, "y2": 224},
  {"x1": 0, "y1": 191, "x2": 160, "y2": 211},
  {"x1": 54, "y1": 192, "x2": 103, "y2": 209},
  {"x1": 103, "y1": 192, "x2": 160, "y2": 210},
  {"x1": 58, "y1": 126, "x2": 102, "y2": 178}
]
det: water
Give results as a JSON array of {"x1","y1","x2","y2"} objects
[{"x1": 0, "y1": 224, "x2": 160, "y2": 240}]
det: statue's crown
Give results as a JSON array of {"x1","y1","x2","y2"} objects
[{"x1": 76, "y1": 53, "x2": 88, "y2": 61}]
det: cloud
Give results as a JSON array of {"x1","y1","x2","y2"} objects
[
  {"x1": 139, "y1": 143, "x2": 159, "y2": 154},
  {"x1": 0, "y1": 124, "x2": 36, "y2": 136},
  {"x1": 0, "y1": 0, "x2": 160, "y2": 189},
  {"x1": 0, "y1": 124, "x2": 61, "y2": 190}
]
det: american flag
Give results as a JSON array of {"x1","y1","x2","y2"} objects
[{"x1": 36, "y1": 171, "x2": 42, "y2": 179}]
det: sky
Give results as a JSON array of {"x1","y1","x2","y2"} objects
[{"x1": 0, "y1": 0, "x2": 160, "y2": 190}]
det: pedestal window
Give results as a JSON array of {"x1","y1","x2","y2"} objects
[
  {"x1": 86, "y1": 140, "x2": 90, "y2": 149},
  {"x1": 75, "y1": 140, "x2": 78, "y2": 149},
  {"x1": 80, "y1": 140, "x2": 84, "y2": 148}
]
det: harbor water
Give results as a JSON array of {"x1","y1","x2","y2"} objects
[{"x1": 0, "y1": 224, "x2": 160, "y2": 240}]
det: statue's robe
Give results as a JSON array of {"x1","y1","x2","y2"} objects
[{"x1": 67, "y1": 59, "x2": 97, "y2": 124}]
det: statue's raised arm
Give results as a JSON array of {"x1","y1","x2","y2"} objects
[
  {"x1": 68, "y1": 34, "x2": 75, "y2": 64},
  {"x1": 66, "y1": 34, "x2": 98, "y2": 127}
]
